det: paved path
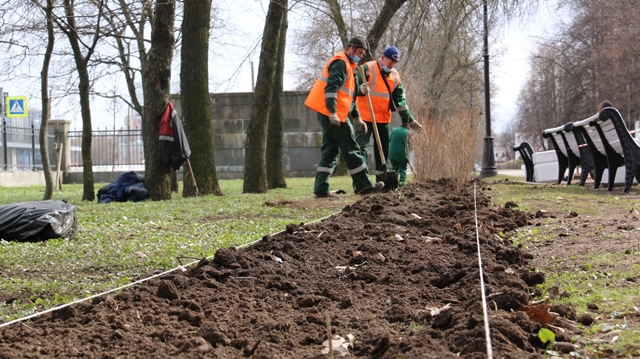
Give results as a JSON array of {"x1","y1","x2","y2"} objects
[{"x1": 497, "y1": 169, "x2": 526, "y2": 178}]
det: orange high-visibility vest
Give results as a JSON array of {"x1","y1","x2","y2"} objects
[
  {"x1": 356, "y1": 60, "x2": 401, "y2": 124},
  {"x1": 304, "y1": 51, "x2": 356, "y2": 121}
]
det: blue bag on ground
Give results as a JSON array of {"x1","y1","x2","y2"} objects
[
  {"x1": 97, "y1": 171, "x2": 149, "y2": 203},
  {"x1": 0, "y1": 200, "x2": 77, "y2": 242}
]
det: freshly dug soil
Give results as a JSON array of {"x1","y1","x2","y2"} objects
[{"x1": 0, "y1": 179, "x2": 549, "y2": 358}]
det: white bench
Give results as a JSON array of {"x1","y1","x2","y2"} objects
[
  {"x1": 571, "y1": 110, "x2": 627, "y2": 191},
  {"x1": 569, "y1": 107, "x2": 640, "y2": 192}
]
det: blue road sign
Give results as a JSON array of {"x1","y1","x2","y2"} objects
[{"x1": 6, "y1": 96, "x2": 27, "y2": 118}]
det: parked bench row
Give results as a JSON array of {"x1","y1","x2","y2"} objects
[{"x1": 513, "y1": 106, "x2": 640, "y2": 193}]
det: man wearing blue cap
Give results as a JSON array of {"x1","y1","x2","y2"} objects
[
  {"x1": 355, "y1": 45, "x2": 421, "y2": 182},
  {"x1": 305, "y1": 36, "x2": 385, "y2": 198}
]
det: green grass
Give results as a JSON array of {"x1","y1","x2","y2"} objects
[
  {"x1": 486, "y1": 176, "x2": 640, "y2": 358},
  {"x1": 2, "y1": 174, "x2": 640, "y2": 358},
  {"x1": 0, "y1": 176, "x2": 357, "y2": 322}
]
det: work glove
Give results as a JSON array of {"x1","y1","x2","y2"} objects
[
  {"x1": 329, "y1": 113, "x2": 341, "y2": 128},
  {"x1": 359, "y1": 82, "x2": 370, "y2": 95},
  {"x1": 355, "y1": 117, "x2": 367, "y2": 134}
]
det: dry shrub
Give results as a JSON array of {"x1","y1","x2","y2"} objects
[{"x1": 411, "y1": 109, "x2": 479, "y2": 191}]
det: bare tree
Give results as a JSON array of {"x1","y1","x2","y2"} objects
[
  {"x1": 294, "y1": 0, "x2": 536, "y2": 120},
  {"x1": 180, "y1": 0, "x2": 220, "y2": 197},
  {"x1": 142, "y1": 0, "x2": 176, "y2": 200},
  {"x1": 243, "y1": 0, "x2": 288, "y2": 193},
  {"x1": 516, "y1": 0, "x2": 640, "y2": 134},
  {"x1": 266, "y1": 7, "x2": 288, "y2": 190},
  {"x1": 54, "y1": 0, "x2": 107, "y2": 201},
  {"x1": 38, "y1": 0, "x2": 56, "y2": 200}
]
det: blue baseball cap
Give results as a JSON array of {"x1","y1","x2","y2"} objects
[{"x1": 382, "y1": 46, "x2": 400, "y2": 62}]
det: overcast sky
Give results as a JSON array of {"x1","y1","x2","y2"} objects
[
  {"x1": 490, "y1": 1, "x2": 565, "y2": 132},
  {"x1": 1, "y1": 0, "x2": 566, "y2": 133}
]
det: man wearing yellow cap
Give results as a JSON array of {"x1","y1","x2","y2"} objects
[{"x1": 355, "y1": 46, "x2": 421, "y2": 182}]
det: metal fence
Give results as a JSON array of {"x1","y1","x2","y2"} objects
[
  {"x1": 0, "y1": 122, "x2": 56, "y2": 171},
  {"x1": 67, "y1": 128, "x2": 144, "y2": 168}
]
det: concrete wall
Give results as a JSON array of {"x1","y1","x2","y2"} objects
[
  {"x1": 172, "y1": 91, "x2": 324, "y2": 179},
  {"x1": 0, "y1": 171, "x2": 46, "y2": 187},
  {"x1": 38, "y1": 90, "x2": 391, "y2": 186}
]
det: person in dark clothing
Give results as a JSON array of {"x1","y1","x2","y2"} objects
[{"x1": 304, "y1": 36, "x2": 385, "y2": 198}]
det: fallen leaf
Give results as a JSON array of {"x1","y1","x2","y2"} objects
[{"x1": 517, "y1": 297, "x2": 559, "y2": 325}]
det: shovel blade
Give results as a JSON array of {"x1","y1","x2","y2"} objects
[{"x1": 377, "y1": 166, "x2": 398, "y2": 191}]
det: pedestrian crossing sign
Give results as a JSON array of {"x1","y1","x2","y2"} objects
[{"x1": 6, "y1": 96, "x2": 27, "y2": 118}]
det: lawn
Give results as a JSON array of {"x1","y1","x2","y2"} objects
[{"x1": 0, "y1": 176, "x2": 357, "y2": 322}]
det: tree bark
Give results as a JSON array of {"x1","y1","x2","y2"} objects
[
  {"x1": 266, "y1": 8, "x2": 288, "y2": 190},
  {"x1": 325, "y1": 0, "x2": 348, "y2": 47},
  {"x1": 39, "y1": 0, "x2": 55, "y2": 200},
  {"x1": 181, "y1": 0, "x2": 221, "y2": 197},
  {"x1": 61, "y1": 0, "x2": 102, "y2": 201},
  {"x1": 142, "y1": 0, "x2": 176, "y2": 201},
  {"x1": 243, "y1": 0, "x2": 287, "y2": 193},
  {"x1": 363, "y1": 0, "x2": 407, "y2": 62}
]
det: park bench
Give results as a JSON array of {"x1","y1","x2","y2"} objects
[
  {"x1": 597, "y1": 107, "x2": 640, "y2": 193},
  {"x1": 512, "y1": 142, "x2": 558, "y2": 183},
  {"x1": 570, "y1": 108, "x2": 628, "y2": 191},
  {"x1": 513, "y1": 106, "x2": 638, "y2": 192},
  {"x1": 542, "y1": 123, "x2": 595, "y2": 186},
  {"x1": 512, "y1": 142, "x2": 534, "y2": 182}
]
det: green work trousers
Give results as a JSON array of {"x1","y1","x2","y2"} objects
[
  {"x1": 355, "y1": 121, "x2": 390, "y2": 177},
  {"x1": 314, "y1": 113, "x2": 373, "y2": 196}
]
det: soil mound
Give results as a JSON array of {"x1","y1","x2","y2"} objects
[{"x1": 0, "y1": 179, "x2": 548, "y2": 358}]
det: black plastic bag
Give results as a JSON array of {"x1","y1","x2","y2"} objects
[{"x1": 0, "y1": 200, "x2": 77, "y2": 242}]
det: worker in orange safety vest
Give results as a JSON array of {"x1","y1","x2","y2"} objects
[
  {"x1": 304, "y1": 36, "x2": 385, "y2": 198},
  {"x1": 355, "y1": 46, "x2": 422, "y2": 182}
]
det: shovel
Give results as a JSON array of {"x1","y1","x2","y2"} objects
[{"x1": 358, "y1": 66, "x2": 398, "y2": 190}]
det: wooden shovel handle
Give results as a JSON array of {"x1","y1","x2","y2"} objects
[{"x1": 358, "y1": 65, "x2": 387, "y2": 164}]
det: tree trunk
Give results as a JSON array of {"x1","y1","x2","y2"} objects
[
  {"x1": 142, "y1": 0, "x2": 176, "y2": 201},
  {"x1": 243, "y1": 0, "x2": 287, "y2": 193},
  {"x1": 325, "y1": 0, "x2": 348, "y2": 48},
  {"x1": 78, "y1": 65, "x2": 95, "y2": 201},
  {"x1": 40, "y1": 0, "x2": 55, "y2": 200},
  {"x1": 181, "y1": 0, "x2": 221, "y2": 197},
  {"x1": 266, "y1": 9, "x2": 288, "y2": 189},
  {"x1": 61, "y1": 0, "x2": 97, "y2": 201},
  {"x1": 363, "y1": 0, "x2": 407, "y2": 61}
]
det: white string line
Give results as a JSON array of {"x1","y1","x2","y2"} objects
[
  {"x1": 473, "y1": 183, "x2": 494, "y2": 359},
  {"x1": 0, "y1": 208, "x2": 342, "y2": 329},
  {"x1": 0, "y1": 265, "x2": 185, "y2": 329}
]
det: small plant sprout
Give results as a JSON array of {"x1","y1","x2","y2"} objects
[{"x1": 538, "y1": 328, "x2": 556, "y2": 346}]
